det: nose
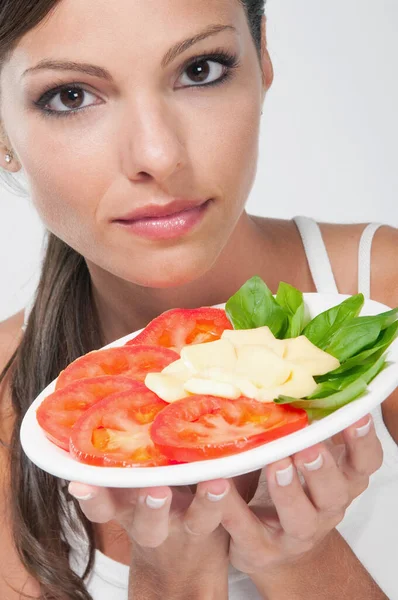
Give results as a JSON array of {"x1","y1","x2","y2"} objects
[{"x1": 120, "y1": 96, "x2": 186, "y2": 184}]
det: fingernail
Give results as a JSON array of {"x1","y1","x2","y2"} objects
[
  {"x1": 206, "y1": 489, "x2": 229, "y2": 502},
  {"x1": 304, "y1": 453, "x2": 324, "y2": 472},
  {"x1": 276, "y1": 464, "x2": 294, "y2": 487},
  {"x1": 145, "y1": 495, "x2": 168, "y2": 509},
  {"x1": 68, "y1": 483, "x2": 96, "y2": 501},
  {"x1": 356, "y1": 418, "x2": 372, "y2": 438}
]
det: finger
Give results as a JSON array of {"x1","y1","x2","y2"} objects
[
  {"x1": 68, "y1": 482, "x2": 117, "y2": 523},
  {"x1": 293, "y1": 443, "x2": 349, "y2": 521},
  {"x1": 265, "y1": 459, "x2": 318, "y2": 543},
  {"x1": 340, "y1": 415, "x2": 383, "y2": 486},
  {"x1": 183, "y1": 479, "x2": 230, "y2": 536},
  {"x1": 130, "y1": 486, "x2": 172, "y2": 548},
  {"x1": 221, "y1": 480, "x2": 276, "y2": 573}
]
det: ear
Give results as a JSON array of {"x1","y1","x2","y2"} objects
[
  {"x1": 0, "y1": 125, "x2": 22, "y2": 172},
  {"x1": 260, "y1": 17, "x2": 274, "y2": 99}
]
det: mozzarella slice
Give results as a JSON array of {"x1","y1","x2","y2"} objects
[
  {"x1": 283, "y1": 336, "x2": 340, "y2": 375},
  {"x1": 222, "y1": 327, "x2": 286, "y2": 357},
  {"x1": 235, "y1": 345, "x2": 291, "y2": 388},
  {"x1": 145, "y1": 373, "x2": 188, "y2": 403},
  {"x1": 257, "y1": 365, "x2": 317, "y2": 402},
  {"x1": 180, "y1": 339, "x2": 237, "y2": 373},
  {"x1": 162, "y1": 358, "x2": 193, "y2": 381},
  {"x1": 201, "y1": 367, "x2": 260, "y2": 399},
  {"x1": 183, "y1": 377, "x2": 241, "y2": 399}
]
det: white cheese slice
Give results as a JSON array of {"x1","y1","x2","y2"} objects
[
  {"x1": 162, "y1": 358, "x2": 193, "y2": 381},
  {"x1": 257, "y1": 365, "x2": 317, "y2": 402},
  {"x1": 235, "y1": 345, "x2": 291, "y2": 388},
  {"x1": 180, "y1": 339, "x2": 237, "y2": 374},
  {"x1": 145, "y1": 373, "x2": 188, "y2": 403},
  {"x1": 222, "y1": 327, "x2": 286, "y2": 357},
  {"x1": 183, "y1": 377, "x2": 241, "y2": 399},
  {"x1": 201, "y1": 367, "x2": 260, "y2": 399},
  {"x1": 283, "y1": 336, "x2": 340, "y2": 375}
]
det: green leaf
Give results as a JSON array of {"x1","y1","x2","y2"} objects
[
  {"x1": 225, "y1": 276, "x2": 288, "y2": 337},
  {"x1": 289, "y1": 378, "x2": 368, "y2": 411},
  {"x1": 303, "y1": 294, "x2": 365, "y2": 349},
  {"x1": 319, "y1": 321, "x2": 398, "y2": 377},
  {"x1": 324, "y1": 317, "x2": 381, "y2": 362},
  {"x1": 276, "y1": 282, "x2": 305, "y2": 337},
  {"x1": 365, "y1": 308, "x2": 398, "y2": 331},
  {"x1": 275, "y1": 354, "x2": 386, "y2": 412},
  {"x1": 310, "y1": 354, "x2": 387, "y2": 398}
]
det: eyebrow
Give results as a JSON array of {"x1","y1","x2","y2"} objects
[{"x1": 22, "y1": 24, "x2": 236, "y2": 80}]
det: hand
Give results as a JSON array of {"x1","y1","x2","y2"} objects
[
  {"x1": 68, "y1": 478, "x2": 231, "y2": 592},
  {"x1": 217, "y1": 414, "x2": 382, "y2": 576}
]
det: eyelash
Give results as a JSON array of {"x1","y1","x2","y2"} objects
[{"x1": 33, "y1": 49, "x2": 240, "y2": 120}]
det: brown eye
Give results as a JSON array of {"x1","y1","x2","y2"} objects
[
  {"x1": 42, "y1": 86, "x2": 100, "y2": 114},
  {"x1": 186, "y1": 61, "x2": 211, "y2": 83},
  {"x1": 59, "y1": 87, "x2": 85, "y2": 110},
  {"x1": 179, "y1": 60, "x2": 225, "y2": 87}
]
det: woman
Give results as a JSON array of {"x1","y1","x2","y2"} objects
[{"x1": 0, "y1": 1, "x2": 397, "y2": 598}]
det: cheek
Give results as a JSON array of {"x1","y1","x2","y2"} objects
[
  {"x1": 17, "y1": 115, "x2": 116, "y2": 245},
  {"x1": 186, "y1": 88, "x2": 260, "y2": 209}
]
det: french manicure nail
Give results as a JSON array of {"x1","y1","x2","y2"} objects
[
  {"x1": 356, "y1": 418, "x2": 372, "y2": 438},
  {"x1": 276, "y1": 464, "x2": 294, "y2": 487},
  {"x1": 70, "y1": 492, "x2": 95, "y2": 501},
  {"x1": 206, "y1": 489, "x2": 229, "y2": 502},
  {"x1": 304, "y1": 453, "x2": 324, "y2": 472},
  {"x1": 146, "y1": 495, "x2": 168, "y2": 509},
  {"x1": 68, "y1": 483, "x2": 96, "y2": 501}
]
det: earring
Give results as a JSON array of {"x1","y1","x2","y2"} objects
[{"x1": 5, "y1": 153, "x2": 12, "y2": 164}]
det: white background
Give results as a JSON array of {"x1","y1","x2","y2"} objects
[{"x1": 1, "y1": 0, "x2": 397, "y2": 321}]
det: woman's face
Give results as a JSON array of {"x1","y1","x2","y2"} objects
[{"x1": 1, "y1": 0, "x2": 271, "y2": 288}]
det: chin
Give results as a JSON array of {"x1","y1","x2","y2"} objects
[{"x1": 115, "y1": 245, "x2": 220, "y2": 290}]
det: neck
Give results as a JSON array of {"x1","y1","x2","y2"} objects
[{"x1": 88, "y1": 212, "x2": 275, "y2": 345}]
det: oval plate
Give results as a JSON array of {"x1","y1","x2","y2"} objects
[{"x1": 20, "y1": 294, "x2": 398, "y2": 487}]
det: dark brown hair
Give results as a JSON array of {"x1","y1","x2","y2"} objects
[{"x1": 0, "y1": 1, "x2": 266, "y2": 598}]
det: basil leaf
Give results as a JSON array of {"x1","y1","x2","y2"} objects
[
  {"x1": 310, "y1": 353, "x2": 387, "y2": 398},
  {"x1": 225, "y1": 276, "x2": 288, "y2": 337},
  {"x1": 365, "y1": 308, "x2": 398, "y2": 331},
  {"x1": 303, "y1": 294, "x2": 364, "y2": 349},
  {"x1": 276, "y1": 282, "x2": 305, "y2": 337},
  {"x1": 320, "y1": 320, "x2": 398, "y2": 376},
  {"x1": 324, "y1": 317, "x2": 381, "y2": 362},
  {"x1": 289, "y1": 378, "x2": 368, "y2": 411}
]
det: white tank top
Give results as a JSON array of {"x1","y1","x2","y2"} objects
[{"x1": 24, "y1": 218, "x2": 398, "y2": 599}]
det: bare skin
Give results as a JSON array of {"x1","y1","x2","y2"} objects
[{"x1": 0, "y1": 0, "x2": 397, "y2": 598}]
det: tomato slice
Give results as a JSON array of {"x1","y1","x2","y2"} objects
[
  {"x1": 150, "y1": 396, "x2": 308, "y2": 462},
  {"x1": 70, "y1": 385, "x2": 171, "y2": 467},
  {"x1": 56, "y1": 345, "x2": 179, "y2": 390},
  {"x1": 126, "y1": 307, "x2": 233, "y2": 352},
  {"x1": 37, "y1": 376, "x2": 140, "y2": 451}
]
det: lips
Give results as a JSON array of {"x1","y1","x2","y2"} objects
[
  {"x1": 112, "y1": 198, "x2": 212, "y2": 241},
  {"x1": 114, "y1": 199, "x2": 210, "y2": 223}
]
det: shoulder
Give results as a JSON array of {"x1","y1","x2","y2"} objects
[
  {"x1": 0, "y1": 310, "x2": 24, "y2": 442},
  {"x1": 0, "y1": 311, "x2": 41, "y2": 597},
  {"x1": 318, "y1": 222, "x2": 397, "y2": 302},
  {"x1": 320, "y1": 222, "x2": 398, "y2": 442},
  {"x1": 0, "y1": 310, "x2": 25, "y2": 364}
]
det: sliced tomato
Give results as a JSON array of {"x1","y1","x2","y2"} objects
[
  {"x1": 56, "y1": 345, "x2": 179, "y2": 391},
  {"x1": 70, "y1": 384, "x2": 171, "y2": 467},
  {"x1": 126, "y1": 307, "x2": 233, "y2": 352},
  {"x1": 37, "y1": 376, "x2": 140, "y2": 451},
  {"x1": 150, "y1": 396, "x2": 308, "y2": 462}
]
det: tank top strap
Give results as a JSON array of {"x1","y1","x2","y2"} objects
[
  {"x1": 293, "y1": 216, "x2": 339, "y2": 294},
  {"x1": 358, "y1": 223, "x2": 383, "y2": 299}
]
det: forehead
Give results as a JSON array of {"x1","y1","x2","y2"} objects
[{"x1": 8, "y1": 0, "x2": 246, "y2": 74}]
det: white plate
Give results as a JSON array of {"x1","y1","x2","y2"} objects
[{"x1": 20, "y1": 294, "x2": 398, "y2": 488}]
